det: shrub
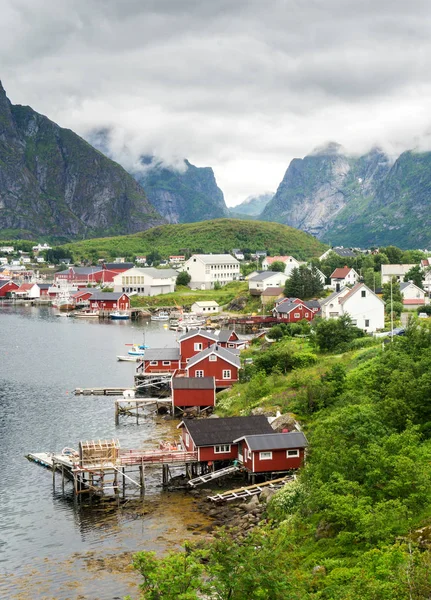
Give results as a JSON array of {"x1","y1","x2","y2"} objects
[{"x1": 176, "y1": 271, "x2": 191, "y2": 286}]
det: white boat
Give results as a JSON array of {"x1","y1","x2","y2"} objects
[
  {"x1": 52, "y1": 286, "x2": 75, "y2": 311},
  {"x1": 116, "y1": 355, "x2": 141, "y2": 362},
  {"x1": 74, "y1": 310, "x2": 99, "y2": 318},
  {"x1": 151, "y1": 311, "x2": 170, "y2": 321}
]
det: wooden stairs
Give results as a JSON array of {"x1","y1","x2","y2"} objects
[
  {"x1": 187, "y1": 465, "x2": 240, "y2": 487},
  {"x1": 207, "y1": 475, "x2": 295, "y2": 502}
]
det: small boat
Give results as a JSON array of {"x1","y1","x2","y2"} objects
[
  {"x1": 117, "y1": 355, "x2": 141, "y2": 362},
  {"x1": 74, "y1": 310, "x2": 99, "y2": 319},
  {"x1": 110, "y1": 311, "x2": 130, "y2": 320},
  {"x1": 127, "y1": 343, "x2": 149, "y2": 356},
  {"x1": 151, "y1": 311, "x2": 170, "y2": 321}
]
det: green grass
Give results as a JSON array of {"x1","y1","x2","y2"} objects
[
  {"x1": 60, "y1": 219, "x2": 327, "y2": 262},
  {"x1": 131, "y1": 281, "x2": 249, "y2": 309}
]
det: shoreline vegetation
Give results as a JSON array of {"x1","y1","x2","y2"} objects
[{"x1": 126, "y1": 319, "x2": 431, "y2": 599}]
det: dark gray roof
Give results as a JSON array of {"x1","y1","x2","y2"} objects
[
  {"x1": 144, "y1": 348, "x2": 180, "y2": 361},
  {"x1": 234, "y1": 431, "x2": 308, "y2": 451},
  {"x1": 274, "y1": 301, "x2": 298, "y2": 314},
  {"x1": 103, "y1": 262, "x2": 134, "y2": 270},
  {"x1": 56, "y1": 266, "x2": 100, "y2": 275},
  {"x1": 183, "y1": 415, "x2": 274, "y2": 446},
  {"x1": 172, "y1": 376, "x2": 215, "y2": 390},
  {"x1": 178, "y1": 329, "x2": 218, "y2": 342},
  {"x1": 249, "y1": 271, "x2": 286, "y2": 282},
  {"x1": 333, "y1": 247, "x2": 357, "y2": 258},
  {"x1": 89, "y1": 292, "x2": 129, "y2": 301},
  {"x1": 319, "y1": 288, "x2": 346, "y2": 306},
  {"x1": 37, "y1": 283, "x2": 51, "y2": 289},
  {"x1": 399, "y1": 282, "x2": 410, "y2": 291},
  {"x1": 186, "y1": 344, "x2": 241, "y2": 369},
  {"x1": 0, "y1": 279, "x2": 12, "y2": 289},
  {"x1": 217, "y1": 329, "x2": 236, "y2": 343},
  {"x1": 303, "y1": 300, "x2": 321, "y2": 310}
]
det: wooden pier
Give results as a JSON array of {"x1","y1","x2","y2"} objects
[
  {"x1": 74, "y1": 387, "x2": 133, "y2": 396},
  {"x1": 207, "y1": 475, "x2": 295, "y2": 502},
  {"x1": 114, "y1": 397, "x2": 172, "y2": 424},
  {"x1": 188, "y1": 465, "x2": 240, "y2": 487}
]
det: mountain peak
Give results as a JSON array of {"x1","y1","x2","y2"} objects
[{"x1": 309, "y1": 141, "x2": 345, "y2": 157}]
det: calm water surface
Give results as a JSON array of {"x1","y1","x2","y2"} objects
[{"x1": 0, "y1": 307, "x2": 211, "y2": 599}]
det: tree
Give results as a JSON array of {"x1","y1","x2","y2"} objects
[
  {"x1": 382, "y1": 278, "x2": 402, "y2": 309},
  {"x1": 363, "y1": 267, "x2": 381, "y2": 291},
  {"x1": 176, "y1": 271, "x2": 191, "y2": 286},
  {"x1": 270, "y1": 261, "x2": 286, "y2": 272},
  {"x1": 381, "y1": 245, "x2": 403, "y2": 264},
  {"x1": 313, "y1": 315, "x2": 364, "y2": 352},
  {"x1": 284, "y1": 265, "x2": 324, "y2": 299},
  {"x1": 404, "y1": 265, "x2": 424, "y2": 289}
]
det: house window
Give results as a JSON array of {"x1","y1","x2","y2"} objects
[
  {"x1": 365, "y1": 319, "x2": 370, "y2": 327},
  {"x1": 287, "y1": 449, "x2": 299, "y2": 457},
  {"x1": 222, "y1": 370, "x2": 231, "y2": 379},
  {"x1": 162, "y1": 361, "x2": 171, "y2": 366},
  {"x1": 185, "y1": 433, "x2": 190, "y2": 447},
  {"x1": 293, "y1": 313, "x2": 300, "y2": 318},
  {"x1": 361, "y1": 290, "x2": 366, "y2": 297},
  {"x1": 209, "y1": 354, "x2": 217, "y2": 361},
  {"x1": 196, "y1": 370, "x2": 204, "y2": 377},
  {"x1": 150, "y1": 360, "x2": 158, "y2": 366},
  {"x1": 214, "y1": 445, "x2": 231, "y2": 453},
  {"x1": 259, "y1": 451, "x2": 272, "y2": 460},
  {"x1": 194, "y1": 342, "x2": 203, "y2": 351},
  {"x1": 305, "y1": 313, "x2": 309, "y2": 317}
]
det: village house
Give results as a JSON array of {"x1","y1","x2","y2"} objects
[
  {"x1": 320, "y1": 283, "x2": 384, "y2": 332},
  {"x1": 319, "y1": 247, "x2": 357, "y2": 261},
  {"x1": 262, "y1": 255, "x2": 300, "y2": 276},
  {"x1": 137, "y1": 348, "x2": 181, "y2": 373},
  {"x1": 400, "y1": 281, "x2": 426, "y2": 307},
  {"x1": 260, "y1": 286, "x2": 285, "y2": 306},
  {"x1": 12, "y1": 283, "x2": 41, "y2": 299},
  {"x1": 233, "y1": 431, "x2": 308, "y2": 473},
  {"x1": 185, "y1": 343, "x2": 241, "y2": 388},
  {"x1": 191, "y1": 300, "x2": 220, "y2": 315},
  {"x1": 420, "y1": 258, "x2": 431, "y2": 293},
  {"x1": 169, "y1": 255, "x2": 185, "y2": 264},
  {"x1": 381, "y1": 264, "x2": 416, "y2": 284},
  {"x1": 0, "y1": 246, "x2": 14, "y2": 254},
  {"x1": 330, "y1": 266, "x2": 359, "y2": 290},
  {"x1": 179, "y1": 415, "x2": 274, "y2": 463},
  {"x1": 135, "y1": 256, "x2": 147, "y2": 265},
  {"x1": 272, "y1": 300, "x2": 315, "y2": 322},
  {"x1": 0, "y1": 280, "x2": 19, "y2": 297},
  {"x1": 171, "y1": 376, "x2": 216, "y2": 414},
  {"x1": 178, "y1": 329, "x2": 219, "y2": 366},
  {"x1": 248, "y1": 271, "x2": 289, "y2": 295},
  {"x1": 55, "y1": 266, "x2": 120, "y2": 286},
  {"x1": 183, "y1": 254, "x2": 240, "y2": 290},
  {"x1": 113, "y1": 267, "x2": 178, "y2": 296},
  {"x1": 37, "y1": 283, "x2": 51, "y2": 298},
  {"x1": 71, "y1": 289, "x2": 95, "y2": 306},
  {"x1": 232, "y1": 249, "x2": 244, "y2": 260},
  {"x1": 88, "y1": 292, "x2": 130, "y2": 312},
  {"x1": 217, "y1": 329, "x2": 248, "y2": 350}
]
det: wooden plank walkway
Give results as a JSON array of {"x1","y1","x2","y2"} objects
[
  {"x1": 207, "y1": 475, "x2": 295, "y2": 502},
  {"x1": 188, "y1": 465, "x2": 239, "y2": 487},
  {"x1": 74, "y1": 387, "x2": 133, "y2": 396},
  {"x1": 119, "y1": 449, "x2": 197, "y2": 466}
]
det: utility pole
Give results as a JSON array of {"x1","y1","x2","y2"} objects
[{"x1": 390, "y1": 278, "x2": 394, "y2": 341}]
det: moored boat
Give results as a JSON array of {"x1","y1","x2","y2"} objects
[
  {"x1": 74, "y1": 310, "x2": 99, "y2": 318},
  {"x1": 151, "y1": 311, "x2": 170, "y2": 321},
  {"x1": 110, "y1": 311, "x2": 130, "y2": 320}
]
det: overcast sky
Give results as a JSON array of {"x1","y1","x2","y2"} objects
[{"x1": 2, "y1": 0, "x2": 431, "y2": 205}]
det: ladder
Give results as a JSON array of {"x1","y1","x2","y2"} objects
[
  {"x1": 207, "y1": 475, "x2": 294, "y2": 502},
  {"x1": 188, "y1": 465, "x2": 240, "y2": 487}
]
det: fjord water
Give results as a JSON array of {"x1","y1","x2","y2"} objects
[{"x1": 0, "y1": 307, "x2": 206, "y2": 599}]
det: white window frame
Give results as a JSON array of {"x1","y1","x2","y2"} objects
[
  {"x1": 185, "y1": 433, "x2": 190, "y2": 447},
  {"x1": 214, "y1": 444, "x2": 231, "y2": 453},
  {"x1": 293, "y1": 313, "x2": 300, "y2": 318},
  {"x1": 287, "y1": 449, "x2": 299, "y2": 457},
  {"x1": 222, "y1": 369, "x2": 231, "y2": 379},
  {"x1": 195, "y1": 370, "x2": 204, "y2": 377},
  {"x1": 162, "y1": 361, "x2": 171, "y2": 366},
  {"x1": 259, "y1": 451, "x2": 272, "y2": 460},
  {"x1": 150, "y1": 360, "x2": 158, "y2": 366},
  {"x1": 209, "y1": 354, "x2": 217, "y2": 362},
  {"x1": 194, "y1": 342, "x2": 203, "y2": 351}
]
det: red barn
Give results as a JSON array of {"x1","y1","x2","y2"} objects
[
  {"x1": 178, "y1": 329, "x2": 218, "y2": 367},
  {"x1": 185, "y1": 344, "x2": 240, "y2": 388},
  {"x1": 171, "y1": 376, "x2": 216, "y2": 414},
  {"x1": 272, "y1": 300, "x2": 314, "y2": 322},
  {"x1": 179, "y1": 416, "x2": 274, "y2": 463},
  {"x1": 0, "y1": 280, "x2": 19, "y2": 297},
  {"x1": 55, "y1": 266, "x2": 121, "y2": 286},
  {"x1": 234, "y1": 431, "x2": 307, "y2": 473},
  {"x1": 72, "y1": 289, "x2": 94, "y2": 306},
  {"x1": 138, "y1": 348, "x2": 181, "y2": 373},
  {"x1": 88, "y1": 292, "x2": 130, "y2": 311},
  {"x1": 37, "y1": 283, "x2": 51, "y2": 298}
]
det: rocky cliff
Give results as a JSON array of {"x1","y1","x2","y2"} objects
[
  {"x1": 0, "y1": 83, "x2": 164, "y2": 240},
  {"x1": 135, "y1": 156, "x2": 229, "y2": 224},
  {"x1": 230, "y1": 192, "x2": 273, "y2": 217}
]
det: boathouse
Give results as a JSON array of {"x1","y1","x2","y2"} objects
[
  {"x1": 178, "y1": 329, "x2": 218, "y2": 367},
  {"x1": 185, "y1": 344, "x2": 240, "y2": 388},
  {"x1": 88, "y1": 292, "x2": 130, "y2": 311},
  {"x1": 233, "y1": 431, "x2": 307, "y2": 473},
  {"x1": 171, "y1": 376, "x2": 216, "y2": 414},
  {"x1": 179, "y1": 415, "x2": 274, "y2": 462},
  {"x1": 217, "y1": 329, "x2": 247, "y2": 350},
  {"x1": 0, "y1": 280, "x2": 19, "y2": 297},
  {"x1": 139, "y1": 348, "x2": 181, "y2": 373}
]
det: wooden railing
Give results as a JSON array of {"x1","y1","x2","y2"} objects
[{"x1": 120, "y1": 450, "x2": 198, "y2": 465}]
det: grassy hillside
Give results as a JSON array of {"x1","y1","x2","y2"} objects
[{"x1": 61, "y1": 219, "x2": 327, "y2": 261}]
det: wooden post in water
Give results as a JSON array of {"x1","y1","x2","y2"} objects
[
  {"x1": 115, "y1": 401, "x2": 119, "y2": 425},
  {"x1": 61, "y1": 465, "x2": 65, "y2": 494},
  {"x1": 122, "y1": 467, "x2": 126, "y2": 499},
  {"x1": 139, "y1": 462, "x2": 145, "y2": 495},
  {"x1": 52, "y1": 459, "x2": 56, "y2": 488}
]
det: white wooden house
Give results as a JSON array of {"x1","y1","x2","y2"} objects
[{"x1": 320, "y1": 283, "x2": 384, "y2": 332}]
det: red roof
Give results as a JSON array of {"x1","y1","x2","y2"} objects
[
  {"x1": 403, "y1": 299, "x2": 425, "y2": 305},
  {"x1": 262, "y1": 287, "x2": 284, "y2": 296},
  {"x1": 331, "y1": 266, "x2": 352, "y2": 279},
  {"x1": 16, "y1": 283, "x2": 33, "y2": 291},
  {"x1": 421, "y1": 259, "x2": 430, "y2": 267},
  {"x1": 265, "y1": 256, "x2": 291, "y2": 264}
]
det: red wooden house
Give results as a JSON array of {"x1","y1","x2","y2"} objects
[
  {"x1": 71, "y1": 289, "x2": 94, "y2": 306},
  {"x1": 178, "y1": 329, "x2": 218, "y2": 367},
  {"x1": 37, "y1": 283, "x2": 51, "y2": 298},
  {"x1": 272, "y1": 300, "x2": 314, "y2": 322},
  {"x1": 171, "y1": 376, "x2": 216, "y2": 413},
  {"x1": 0, "y1": 280, "x2": 19, "y2": 297},
  {"x1": 88, "y1": 292, "x2": 130, "y2": 311},
  {"x1": 55, "y1": 266, "x2": 121, "y2": 286},
  {"x1": 185, "y1": 344, "x2": 240, "y2": 388},
  {"x1": 217, "y1": 329, "x2": 248, "y2": 350},
  {"x1": 137, "y1": 348, "x2": 181, "y2": 373},
  {"x1": 179, "y1": 416, "x2": 274, "y2": 463},
  {"x1": 233, "y1": 431, "x2": 307, "y2": 473}
]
